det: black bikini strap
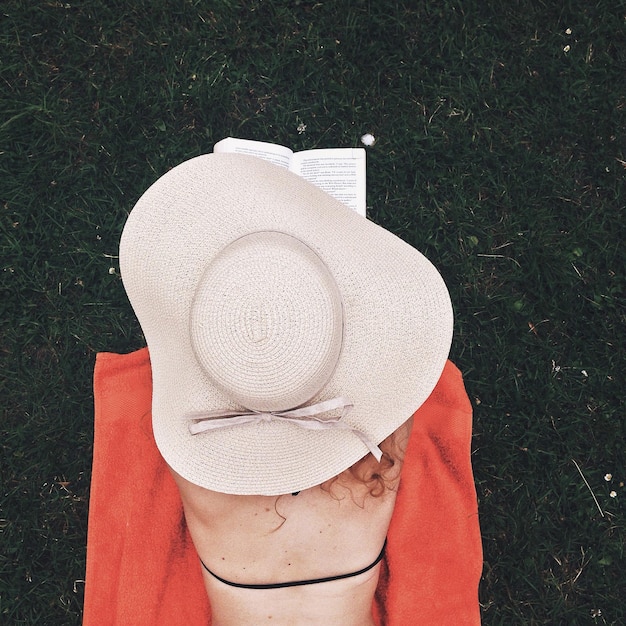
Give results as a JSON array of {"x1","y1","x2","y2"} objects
[{"x1": 200, "y1": 539, "x2": 387, "y2": 590}]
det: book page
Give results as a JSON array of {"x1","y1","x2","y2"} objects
[
  {"x1": 291, "y1": 148, "x2": 366, "y2": 216},
  {"x1": 213, "y1": 137, "x2": 293, "y2": 169}
]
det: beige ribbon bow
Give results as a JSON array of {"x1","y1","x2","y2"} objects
[{"x1": 183, "y1": 396, "x2": 383, "y2": 462}]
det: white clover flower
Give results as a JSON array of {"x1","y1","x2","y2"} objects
[
  {"x1": 604, "y1": 473, "x2": 612, "y2": 481},
  {"x1": 360, "y1": 133, "x2": 376, "y2": 146},
  {"x1": 610, "y1": 491, "x2": 617, "y2": 498},
  {"x1": 564, "y1": 45, "x2": 571, "y2": 53},
  {"x1": 565, "y1": 28, "x2": 572, "y2": 35},
  {"x1": 108, "y1": 267, "x2": 116, "y2": 275}
]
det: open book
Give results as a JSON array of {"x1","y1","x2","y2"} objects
[{"x1": 214, "y1": 137, "x2": 366, "y2": 217}]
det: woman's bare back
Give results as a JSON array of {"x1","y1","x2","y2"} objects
[{"x1": 169, "y1": 419, "x2": 412, "y2": 625}]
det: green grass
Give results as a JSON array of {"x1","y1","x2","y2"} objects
[{"x1": 1, "y1": 1, "x2": 624, "y2": 624}]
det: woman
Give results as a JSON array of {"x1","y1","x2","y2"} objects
[{"x1": 118, "y1": 152, "x2": 454, "y2": 625}]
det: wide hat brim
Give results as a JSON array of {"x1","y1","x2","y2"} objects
[{"x1": 120, "y1": 153, "x2": 453, "y2": 495}]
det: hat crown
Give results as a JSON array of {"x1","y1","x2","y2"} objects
[{"x1": 190, "y1": 231, "x2": 344, "y2": 412}]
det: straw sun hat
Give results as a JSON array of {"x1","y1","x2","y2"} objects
[{"x1": 120, "y1": 153, "x2": 453, "y2": 496}]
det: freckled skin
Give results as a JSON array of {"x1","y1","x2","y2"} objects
[{"x1": 170, "y1": 418, "x2": 413, "y2": 626}]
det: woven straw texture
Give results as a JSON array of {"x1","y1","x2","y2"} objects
[
  {"x1": 190, "y1": 231, "x2": 344, "y2": 412},
  {"x1": 119, "y1": 153, "x2": 453, "y2": 495}
]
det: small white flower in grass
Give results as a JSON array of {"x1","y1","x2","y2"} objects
[
  {"x1": 297, "y1": 122, "x2": 307, "y2": 134},
  {"x1": 564, "y1": 45, "x2": 571, "y2": 53},
  {"x1": 360, "y1": 133, "x2": 376, "y2": 146},
  {"x1": 610, "y1": 491, "x2": 617, "y2": 498},
  {"x1": 108, "y1": 267, "x2": 116, "y2": 275},
  {"x1": 565, "y1": 28, "x2": 572, "y2": 35},
  {"x1": 604, "y1": 473, "x2": 612, "y2": 481}
]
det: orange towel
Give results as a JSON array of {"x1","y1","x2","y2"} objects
[{"x1": 84, "y1": 349, "x2": 482, "y2": 625}]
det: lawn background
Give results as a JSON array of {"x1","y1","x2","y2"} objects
[{"x1": 1, "y1": 1, "x2": 624, "y2": 624}]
